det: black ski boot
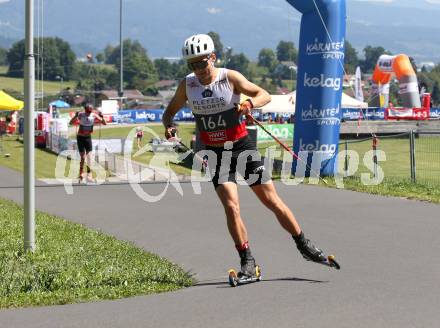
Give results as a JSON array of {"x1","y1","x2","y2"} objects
[
  {"x1": 293, "y1": 232, "x2": 326, "y2": 263},
  {"x1": 238, "y1": 248, "x2": 257, "y2": 278}
]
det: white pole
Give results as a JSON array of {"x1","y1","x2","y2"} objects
[
  {"x1": 24, "y1": 0, "x2": 36, "y2": 252},
  {"x1": 119, "y1": 0, "x2": 124, "y2": 102}
]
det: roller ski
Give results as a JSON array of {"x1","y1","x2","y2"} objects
[
  {"x1": 85, "y1": 173, "x2": 97, "y2": 184},
  {"x1": 293, "y1": 232, "x2": 341, "y2": 270},
  {"x1": 77, "y1": 173, "x2": 97, "y2": 185},
  {"x1": 78, "y1": 173, "x2": 85, "y2": 184},
  {"x1": 228, "y1": 246, "x2": 262, "y2": 287}
]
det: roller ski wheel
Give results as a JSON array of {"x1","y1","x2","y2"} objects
[
  {"x1": 228, "y1": 265, "x2": 262, "y2": 287},
  {"x1": 86, "y1": 177, "x2": 97, "y2": 184},
  {"x1": 310, "y1": 254, "x2": 341, "y2": 270}
]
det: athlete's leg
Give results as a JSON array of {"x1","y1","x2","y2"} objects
[
  {"x1": 84, "y1": 137, "x2": 93, "y2": 180},
  {"x1": 79, "y1": 151, "x2": 86, "y2": 179},
  {"x1": 250, "y1": 181, "x2": 301, "y2": 236},
  {"x1": 251, "y1": 182, "x2": 326, "y2": 262},
  {"x1": 215, "y1": 182, "x2": 248, "y2": 246}
]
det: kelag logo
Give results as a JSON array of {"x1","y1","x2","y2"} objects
[
  {"x1": 304, "y1": 73, "x2": 341, "y2": 91},
  {"x1": 136, "y1": 112, "x2": 157, "y2": 120},
  {"x1": 299, "y1": 138, "x2": 337, "y2": 153}
]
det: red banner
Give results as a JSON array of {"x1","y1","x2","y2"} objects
[{"x1": 385, "y1": 107, "x2": 429, "y2": 120}]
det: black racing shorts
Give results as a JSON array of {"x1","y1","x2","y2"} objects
[
  {"x1": 77, "y1": 135, "x2": 93, "y2": 154},
  {"x1": 206, "y1": 136, "x2": 271, "y2": 189}
]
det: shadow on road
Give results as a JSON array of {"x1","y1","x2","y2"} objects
[{"x1": 193, "y1": 276, "x2": 328, "y2": 288}]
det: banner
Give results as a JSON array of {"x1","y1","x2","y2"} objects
[
  {"x1": 385, "y1": 107, "x2": 429, "y2": 120},
  {"x1": 287, "y1": 0, "x2": 346, "y2": 176},
  {"x1": 341, "y1": 107, "x2": 385, "y2": 121},
  {"x1": 355, "y1": 66, "x2": 364, "y2": 102},
  {"x1": 115, "y1": 108, "x2": 194, "y2": 124},
  {"x1": 116, "y1": 109, "x2": 163, "y2": 123},
  {"x1": 256, "y1": 124, "x2": 294, "y2": 141},
  {"x1": 430, "y1": 108, "x2": 440, "y2": 119}
]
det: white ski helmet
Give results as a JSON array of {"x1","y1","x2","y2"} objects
[{"x1": 182, "y1": 34, "x2": 215, "y2": 60}]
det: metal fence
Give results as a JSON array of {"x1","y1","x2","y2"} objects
[
  {"x1": 265, "y1": 131, "x2": 440, "y2": 186},
  {"x1": 93, "y1": 150, "x2": 194, "y2": 183},
  {"x1": 339, "y1": 131, "x2": 440, "y2": 186}
]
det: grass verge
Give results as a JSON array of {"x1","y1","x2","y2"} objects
[
  {"x1": 0, "y1": 198, "x2": 193, "y2": 309},
  {"x1": 271, "y1": 175, "x2": 440, "y2": 204}
]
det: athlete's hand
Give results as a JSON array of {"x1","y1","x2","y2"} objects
[
  {"x1": 236, "y1": 99, "x2": 254, "y2": 116},
  {"x1": 165, "y1": 125, "x2": 177, "y2": 139}
]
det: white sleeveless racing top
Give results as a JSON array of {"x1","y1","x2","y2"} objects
[
  {"x1": 185, "y1": 68, "x2": 247, "y2": 145},
  {"x1": 78, "y1": 112, "x2": 95, "y2": 136}
]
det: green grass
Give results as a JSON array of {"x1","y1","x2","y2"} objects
[
  {"x1": 0, "y1": 198, "x2": 193, "y2": 309},
  {"x1": 285, "y1": 176, "x2": 440, "y2": 204},
  {"x1": 338, "y1": 136, "x2": 440, "y2": 185},
  {"x1": 0, "y1": 136, "x2": 70, "y2": 179},
  {"x1": 0, "y1": 66, "x2": 76, "y2": 95}
]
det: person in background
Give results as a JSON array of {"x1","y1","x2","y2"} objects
[
  {"x1": 136, "y1": 126, "x2": 144, "y2": 149},
  {"x1": 69, "y1": 103, "x2": 106, "y2": 183}
]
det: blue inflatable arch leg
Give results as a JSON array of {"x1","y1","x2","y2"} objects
[{"x1": 286, "y1": 0, "x2": 346, "y2": 176}]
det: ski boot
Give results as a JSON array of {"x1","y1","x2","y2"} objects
[
  {"x1": 293, "y1": 232, "x2": 340, "y2": 270},
  {"x1": 86, "y1": 173, "x2": 96, "y2": 184},
  {"x1": 228, "y1": 247, "x2": 262, "y2": 287},
  {"x1": 78, "y1": 172, "x2": 85, "y2": 184}
]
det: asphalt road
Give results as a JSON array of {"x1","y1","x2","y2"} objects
[{"x1": 0, "y1": 166, "x2": 439, "y2": 328}]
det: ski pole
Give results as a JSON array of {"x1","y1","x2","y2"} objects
[
  {"x1": 167, "y1": 129, "x2": 206, "y2": 170},
  {"x1": 245, "y1": 114, "x2": 328, "y2": 185}
]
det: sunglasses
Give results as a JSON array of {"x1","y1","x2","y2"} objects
[{"x1": 187, "y1": 56, "x2": 211, "y2": 71}]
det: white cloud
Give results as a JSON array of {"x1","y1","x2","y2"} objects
[
  {"x1": 426, "y1": 0, "x2": 440, "y2": 4},
  {"x1": 0, "y1": 0, "x2": 10, "y2": 3},
  {"x1": 206, "y1": 7, "x2": 223, "y2": 15}
]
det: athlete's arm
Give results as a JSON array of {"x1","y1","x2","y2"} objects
[
  {"x1": 227, "y1": 70, "x2": 271, "y2": 113},
  {"x1": 69, "y1": 111, "x2": 79, "y2": 125},
  {"x1": 162, "y1": 79, "x2": 187, "y2": 138},
  {"x1": 95, "y1": 112, "x2": 107, "y2": 125}
]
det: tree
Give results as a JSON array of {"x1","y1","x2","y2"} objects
[
  {"x1": 271, "y1": 63, "x2": 296, "y2": 80},
  {"x1": 72, "y1": 62, "x2": 118, "y2": 91},
  {"x1": 103, "y1": 39, "x2": 158, "y2": 89},
  {"x1": 7, "y1": 37, "x2": 76, "y2": 80},
  {"x1": 360, "y1": 45, "x2": 391, "y2": 73},
  {"x1": 344, "y1": 40, "x2": 359, "y2": 74},
  {"x1": 154, "y1": 58, "x2": 174, "y2": 80},
  {"x1": 103, "y1": 45, "x2": 115, "y2": 64},
  {"x1": 95, "y1": 53, "x2": 105, "y2": 63},
  {"x1": 258, "y1": 48, "x2": 278, "y2": 71},
  {"x1": 0, "y1": 47, "x2": 7, "y2": 66},
  {"x1": 432, "y1": 81, "x2": 440, "y2": 106},
  {"x1": 105, "y1": 39, "x2": 146, "y2": 66},
  {"x1": 207, "y1": 31, "x2": 224, "y2": 61},
  {"x1": 276, "y1": 41, "x2": 298, "y2": 63},
  {"x1": 226, "y1": 53, "x2": 250, "y2": 77},
  {"x1": 124, "y1": 51, "x2": 158, "y2": 89},
  {"x1": 172, "y1": 60, "x2": 191, "y2": 80}
]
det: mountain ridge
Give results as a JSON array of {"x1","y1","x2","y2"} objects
[{"x1": 1, "y1": 0, "x2": 439, "y2": 64}]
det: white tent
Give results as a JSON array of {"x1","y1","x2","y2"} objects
[{"x1": 246, "y1": 91, "x2": 368, "y2": 114}]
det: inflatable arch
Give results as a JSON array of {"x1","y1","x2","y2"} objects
[
  {"x1": 287, "y1": 0, "x2": 346, "y2": 176},
  {"x1": 371, "y1": 54, "x2": 421, "y2": 108}
]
